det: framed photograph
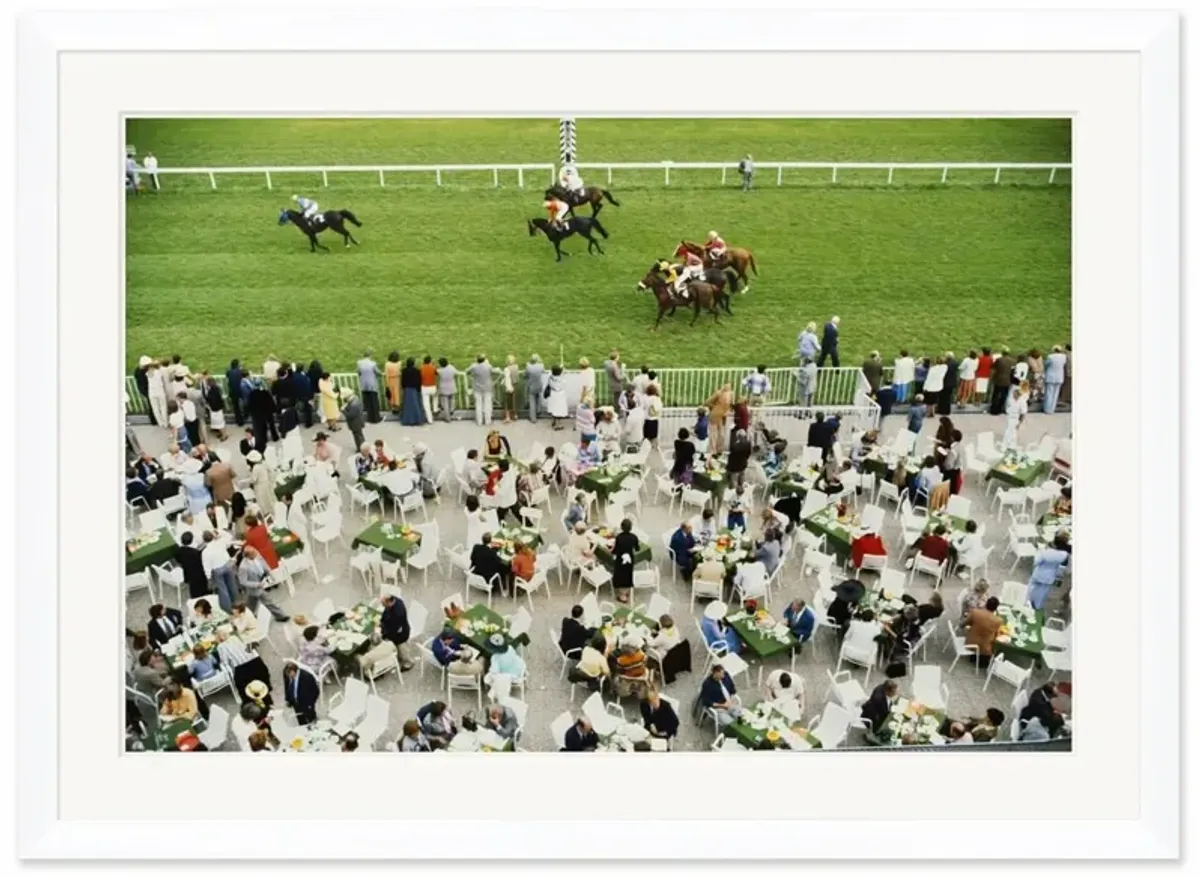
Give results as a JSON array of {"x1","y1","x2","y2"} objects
[{"x1": 16, "y1": 6, "x2": 1179, "y2": 862}]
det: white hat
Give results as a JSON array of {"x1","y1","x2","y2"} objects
[
  {"x1": 708, "y1": 230, "x2": 719, "y2": 239},
  {"x1": 138, "y1": 355, "x2": 152, "y2": 368},
  {"x1": 246, "y1": 450, "x2": 263, "y2": 463},
  {"x1": 413, "y1": 443, "x2": 428, "y2": 455},
  {"x1": 704, "y1": 600, "x2": 728, "y2": 621},
  {"x1": 339, "y1": 387, "x2": 353, "y2": 401}
]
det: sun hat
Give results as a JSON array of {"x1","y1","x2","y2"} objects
[
  {"x1": 488, "y1": 633, "x2": 507, "y2": 649},
  {"x1": 246, "y1": 450, "x2": 263, "y2": 464},
  {"x1": 244, "y1": 680, "x2": 269, "y2": 701},
  {"x1": 138, "y1": 355, "x2": 153, "y2": 367},
  {"x1": 413, "y1": 442, "x2": 428, "y2": 455},
  {"x1": 704, "y1": 601, "x2": 729, "y2": 621}
]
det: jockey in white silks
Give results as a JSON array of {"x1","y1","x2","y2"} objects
[
  {"x1": 559, "y1": 164, "x2": 585, "y2": 198},
  {"x1": 292, "y1": 194, "x2": 320, "y2": 224},
  {"x1": 544, "y1": 196, "x2": 570, "y2": 230},
  {"x1": 675, "y1": 250, "x2": 705, "y2": 299},
  {"x1": 704, "y1": 230, "x2": 728, "y2": 263}
]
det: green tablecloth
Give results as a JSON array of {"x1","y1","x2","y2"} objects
[
  {"x1": 125, "y1": 528, "x2": 177, "y2": 574},
  {"x1": 360, "y1": 466, "x2": 415, "y2": 503},
  {"x1": 691, "y1": 465, "x2": 726, "y2": 498},
  {"x1": 445, "y1": 604, "x2": 531, "y2": 657},
  {"x1": 491, "y1": 524, "x2": 543, "y2": 564},
  {"x1": 993, "y1": 603, "x2": 1045, "y2": 668},
  {"x1": 271, "y1": 527, "x2": 304, "y2": 558},
  {"x1": 726, "y1": 702, "x2": 822, "y2": 750},
  {"x1": 694, "y1": 529, "x2": 755, "y2": 571},
  {"x1": 592, "y1": 527, "x2": 653, "y2": 570},
  {"x1": 769, "y1": 463, "x2": 820, "y2": 500},
  {"x1": 987, "y1": 453, "x2": 1049, "y2": 488},
  {"x1": 575, "y1": 465, "x2": 638, "y2": 503},
  {"x1": 151, "y1": 716, "x2": 198, "y2": 752},
  {"x1": 274, "y1": 471, "x2": 307, "y2": 499},
  {"x1": 610, "y1": 606, "x2": 659, "y2": 629},
  {"x1": 802, "y1": 504, "x2": 859, "y2": 561},
  {"x1": 727, "y1": 610, "x2": 796, "y2": 660},
  {"x1": 327, "y1": 600, "x2": 383, "y2": 662},
  {"x1": 351, "y1": 521, "x2": 422, "y2": 561},
  {"x1": 874, "y1": 699, "x2": 948, "y2": 746},
  {"x1": 856, "y1": 589, "x2": 906, "y2": 625},
  {"x1": 922, "y1": 510, "x2": 970, "y2": 537}
]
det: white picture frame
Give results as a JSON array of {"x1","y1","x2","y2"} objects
[{"x1": 14, "y1": 6, "x2": 1180, "y2": 862}]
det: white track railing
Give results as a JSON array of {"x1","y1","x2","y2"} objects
[
  {"x1": 140, "y1": 163, "x2": 557, "y2": 190},
  {"x1": 572, "y1": 161, "x2": 1071, "y2": 186}
]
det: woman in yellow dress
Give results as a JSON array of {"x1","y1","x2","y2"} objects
[
  {"x1": 384, "y1": 351, "x2": 402, "y2": 413},
  {"x1": 318, "y1": 371, "x2": 340, "y2": 429}
]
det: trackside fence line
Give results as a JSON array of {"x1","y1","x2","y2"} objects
[
  {"x1": 139, "y1": 163, "x2": 557, "y2": 191},
  {"x1": 571, "y1": 161, "x2": 1072, "y2": 187}
]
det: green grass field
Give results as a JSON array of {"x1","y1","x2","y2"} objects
[{"x1": 124, "y1": 118, "x2": 1071, "y2": 375}]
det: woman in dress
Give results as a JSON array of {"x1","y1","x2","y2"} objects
[
  {"x1": 146, "y1": 361, "x2": 170, "y2": 431},
  {"x1": 502, "y1": 355, "x2": 519, "y2": 423},
  {"x1": 610, "y1": 517, "x2": 640, "y2": 604},
  {"x1": 400, "y1": 357, "x2": 426, "y2": 426},
  {"x1": 671, "y1": 428, "x2": 696, "y2": 484},
  {"x1": 247, "y1": 450, "x2": 277, "y2": 519},
  {"x1": 577, "y1": 357, "x2": 596, "y2": 407},
  {"x1": 546, "y1": 365, "x2": 568, "y2": 430},
  {"x1": 642, "y1": 384, "x2": 663, "y2": 450},
  {"x1": 384, "y1": 351, "x2": 402, "y2": 414},
  {"x1": 318, "y1": 371, "x2": 340, "y2": 430},
  {"x1": 576, "y1": 394, "x2": 597, "y2": 444},
  {"x1": 167, "y1": 401, "x2": 192, "y2": 453},
  {"x1": 178, "y1": 458, "x2": 211, "y2": 515},
  {"x1": 703, "y1": 383, "x2": 732, "y2": 453}
]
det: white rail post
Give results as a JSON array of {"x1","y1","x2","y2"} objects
[
  {"x1": 265, "y1": 170, "x2": 273, "y2": 190},
  {"x1": 777, "y1": 165, "x2": 783, "y2": 186},
  {"x1": 721, "y1": 167, "x2": 727, "y2": 185},
  {"x1": 831, "y1": 166, "x2": 838, "y2": 183},
  {"x1": 887, "y1": 166, "x2": 894, "y2": 185},
  {"x1": 993, "y1": 167, "x2": 1001, "y2": 184},
  {"x1": 435, "y1": 169, "x2": 441, "y2": 187},
  {"x1": 1048, "y1": 167, "x2": 1057, "y2": 184},
  {"x1": 322, "y1": 170, "x2": 328, "y2": 187},
  {"x1": 517, "y1": 168, "x2": 524, "y2": 188},
  {"x1": 208, "y1": 171, "x2": 216, "y2": 190},
  {"x1": 493, "y1": 168, "x2": 499, "y2": 187},
  {"x1": 664, "y1": 163, "x2": 670, "y2": 186},
  {"x1": 379, "y1": 169, "x2": 386, "y2": 187},
  {"x1": 941, "y1": 166, "x2": 949, "y2": 183},
  {"x1": 607, "y1": 166, "x2": 613, "y2": 185}
]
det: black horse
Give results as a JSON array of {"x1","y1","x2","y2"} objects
[
  {"x1": 528, "y1": 216, "x2": 609, "y2": 262},
  {"x1": 637, "y1": 264, "x2": 737, "y2": 318},
  {"x1": 544, "y1": 185, "x2": 621, "y2": 217},
  {"x1": 278, "y1": 208, "x2": 362, "y2": 252}
]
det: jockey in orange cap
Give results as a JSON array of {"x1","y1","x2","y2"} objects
[{"x1": 544, "y1": 195, "x2": 570, "y2": 231}]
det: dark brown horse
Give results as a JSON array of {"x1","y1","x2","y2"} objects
[
  {"x1": 676, "y1": 240, "x2": 758, "y2": 292},
  {"x1": 545, "y1": 185, "x2": 621, "y2": 217},
  {"x1": 637, "y1": 269, "x2": 731, "y2": 329}
]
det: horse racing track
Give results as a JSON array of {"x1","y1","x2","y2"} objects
[{"x1": 124, "y1": 118, "x2": 1071, "y2": 374}]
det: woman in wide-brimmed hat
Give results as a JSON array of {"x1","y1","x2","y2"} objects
[
  {"x1": 246, "y1": 450, "x2": 276, "y2": 519},
  {"x1": 700, "y1": 601, "x2": 743, "y2": 655}
]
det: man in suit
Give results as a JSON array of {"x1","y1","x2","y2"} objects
[
  {"x1": 558, "y1": 605, "x2": 593, "y2": 656},
  {"x1": 146, "y1": 603, "x2": 185, "y2": 648},
  {"x1": 380, "y1": 594, "x2": 416, "y2": 671},
  {"x1": 174, "y1": 531, "x2": 210, "y2": 599},
  {"x1": 470, "y1": 533, "x2": 509, "y2": 595},
  {"x1": 486, "y1": 704, "x2": 519, "y2": 741},
  {"x1": 817, "y1": 316, "x2": 840, "y2": 367},
  {"x1": 340, "y1": 388, "x2": 367, "y2": 450},
  {"x1": 226, "y1": 359, "x2": 246, "y2": 426},
  {"x1": 668, "y1": 522, "x2": 697, "y2": 582},
  {"x1": 204, "y1": 457, "x2": 235, "y2": 506},
  {"x1": 783, "y1": 599, "x2": 816, "y2": 651},
  {"x1": 860, "y1": 351, "x2": 884, "y2": 395},
  {"x1": 640, "y1": 689, "x2": 679, "y2": 741},
  {"x1": 562, "y1": 717, "x2": 599, "y2": 752},
  {"x1": 273, "y1": 365, "x2": 298, "y2": 436},
  {"x1": 700, "y1": 664, "x2": 742, "y2": 728},
  {"x1": 860, "y1": 679, "x2": 899, "y2": 735},
  {"x1": 988, "y1": 347, "x2": 1016, "y2": 415},
  {"x1": 247, "y1": 378, "x2": 279, "y2": 449},
  {"x1": 126, "y1": 467, "x2": 155, "y2": 508},
  {"x1": 524, "y1": 354, "x2": 546, "y2": 423},
  {"x1": 283, "y1": 662, "x2": 320, "y2": 725},
  {"x1": 292, "y1": 363, "x2": 314, "y2": 429}
]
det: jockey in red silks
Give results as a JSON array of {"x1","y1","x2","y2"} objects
[
  {"x1": 704, "y1": 230, "x2": 728, "y2": 263},
  {"x1": 675, "y1": 249, "x2": 705, "y2": 299}
]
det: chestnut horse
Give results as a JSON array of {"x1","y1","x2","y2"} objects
[
  {"x1": 637, "y1": 268, "x2": 731, "y2": 329},
  {"x1": 675, "y1": 240, "x2": 758, "y2": 292}
]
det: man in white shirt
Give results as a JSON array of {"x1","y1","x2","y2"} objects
[
  {"x1": 201, "y1": 530, "x2": 238, "y2": 613},
  {"x1": 689, "y1": 509, "x2": 718, "y2": 543},
  {"x1": 1002, "y1": 385, "x2": 1029, "y2": 449},
  {"x1": 263, "y1": 354, "x2": 282, "y2": 384},
  {"x1": 765, "y1": 669, "x2": 803, "y2": 705},
  {"x1": 464, "y1": 450, "x2": 487, "y2": 489},
  {"x1": 892, "y1": 350, "x2": 916, "y2": 403},
  {"x1": 143, "y1": 152, "x2": 160, "y2": 190}
]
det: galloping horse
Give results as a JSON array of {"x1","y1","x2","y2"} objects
[
  {"x1": 528, "y1": 216, "x2": 609, "y2": 262},
  {"x1": 278, "y1": 208, "x2": 362, "y2": 252},
  {"x1": 676, "y1": 240, "x2": 758, "y2": 291},
  {"x1": 545, "y1": 185, "x2": 621, "y2": 217},
  {"x1": 638, "y1": 267, "x2": 731, "y2": 329}
]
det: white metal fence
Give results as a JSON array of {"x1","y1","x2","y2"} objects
[
  {"x1": 572, "y1": 161, "x2": 1072, "y2": 187},
  {"x1": 139, "y1": 163, "x2": 557, "y2": 191}
]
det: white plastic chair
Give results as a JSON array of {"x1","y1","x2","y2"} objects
[
  {"x1": 877, "y1": 567, "x2": 906, "y2": 597},
  {"x1": 196, "y1": 704, "x2": 231, "y2": 751},
  {"x1": 859, "y1": 503, "x2": 885, "y2": 534},
  {"x1": 328, "y1": 676, "x2": 370, "y2": 731},
  {"x1": 835, "y1": 631, "x2": 876, "y2": 684},
  {"x1": 513, "y1": 569, "x2": 550, "y2": 610},
  {"x1": 825, "y1": 668, "x2": 868, "y2": 711},
  {"x1": 444, "y1": 543, "x2": 473, "y2": 583},
  {"x1": 125, "y1": 570, "x2": 156, "y2": 602},
  {"x1": 581, "y1": 691, "x2": 620, "y2": 737},
  {"x1": 999, "y1": 580, "x2": 1029, "y2": 607},
  {"x1": 808, "y1": 701, "x2": 855, "y2": 749},
  {"x1": 908, "y1": 554, "x2": 947, "y2": 589},
  {"x1": 447, "y1": 671, "x2": 483, "y2": 712},
  {"x1": 345, "y1": 480, "x2": 381, "y2": 517},
  {"x1": 943, "y1": 619, "x2": 980, "y2": 675},
  {"x1": 550, "y1": 711, "x2": 575, "y2": 750},
  {"x1": 466, "y1": 571, "x2": 500, "y2": 607},
  {"x1": 983, "y1": 653, "x2": 1032, "y2": 694},
  {"x1": 974, "y1": 431, "x2": 1003, "y2": 466},
  {"x1": 150, "y1": 563, "x2": 185, "y2": 605},
  {"x1": 406, "y1": 526, "x2": 443, "y2": 587},
  {"x1": 311, "y1": 597, "x2": 336, "y2": 626},
  {"x1": 911, "y1": 664, "x2": 949, "y2": 711},
  {"x1": 353, "y1": 694, "x2": 390, "y2": 750},
  {"x1": 945, "y1": 495, "x2": 971, "y2": 519},
  {"x1": 138, "y1": 509, "x2": 168, "y2": 533},
  {"x1": 1005, "y1": 530, "x2": 1038, "y2": 572}
]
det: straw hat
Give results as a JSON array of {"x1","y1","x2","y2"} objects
[
  {"x1": 138, "y1": 355, "x2": 153, "y2": 368},
  {"x1": 704, "y1": 601, "x2": 728, "y2": 621},
  {"x1": 246, "y1": 450, "x2": 263, "y2": 464},
  {"x1": 244, "y1": 680, "x2": 269, "y2": 701}
]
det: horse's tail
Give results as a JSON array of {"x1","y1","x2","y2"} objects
[
  {"x1": 591, "y1": 218, "x2": 610, "y2": 239},
  {"x1": 747, "y1": 251, "x2": 758, "y2": 276},
  {"x1": 601, "y1": 189, "x2": 620, "y2": 207},
  {"x1": 340, "y1": 210, "x2": 363, "y2": 227}
]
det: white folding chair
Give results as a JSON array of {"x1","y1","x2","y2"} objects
[
  {"x1": 345, "y1": 481, "x2": 381, "y2": 517},
  {"x1": 466, "y1": 571, "x2": 500, "y2": 607},
  {"x1": 808, "y1": 701, "x2": 855, "y2": 749},
  {"x1": 196, "y1": 704, "x2": 232, "y2": 751},
  {"x1": 877, "y1": 568, "x2": 906, "y2": 597},
  {"x1": 983, "y1": 653, "x2": 1032, "y2": 694},
  {"x1": 943, "y1": 619, "x2": 980, "y2": 675},
  {"x1": 999, "y1": 580, "x2": 1029, "y2": 607},
  {"x1": 513, "y1": 569, "x2": 550, "y2": 610},
  {"x1": 908, "y1": 554, "x2": 947, "y2": 589},
  {"x1": 945, "y1": 495, "x2": 971, "y2": 519},
  {"x1": 550, "y1": 711, "x2": 575, "y2": 750},
  {"x1": 125, "y1": 570, "x2": 156, "y2": 602},
  {"x1": 138, "y1": 509, "x2": 168, "y2": 533},
  {"x1": 328, "y1": 676, "x2": 370, "y2": 730},
  {"x1": 353, "y1": 694, "x2": 391, "y2": 750},
  {"x1": 447, "y1": 671, "x2": 483, "y2": 712},
  {"x1": 911, "y1": 664, "x2": 949, "y2": 711},
  {"x1": 825, "y1": 668, "x2": 868, "y2": 711},
  {"x1": 150, "y1": 563, "x2": 185, "y2": 605}
]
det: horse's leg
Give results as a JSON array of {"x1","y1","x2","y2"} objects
[
  {"x1": 591, "y1": 199, "x2": 601, "y2": 217},
  {"x1": 690, "y1": 301, "x2": 701, "y2": 326},
  {"x1": 554, "y1": 238, "x2": 567, "y2": 261}
]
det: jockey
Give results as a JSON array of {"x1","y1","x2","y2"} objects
[
  {"x1": 655, "y1": 259, "x2": 679, "y2": 287},
  {"x1": 558, "y1": 163, "x2": 585, "y2": 197},
  {"x1": 675, "y1": 249, "x2": 705, "y2": 298},
  {"x1": 292, "y1": 194, "x2": 320, "y2": 223},
  {"x1": 704, "y1": 230, "x2": 728, "y2": 262},
  {"x1": 544, "y1": 195, "x2": 571, "y2": 230}
]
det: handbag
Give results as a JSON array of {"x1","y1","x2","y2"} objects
[{"x1": 543, "y1": 385, "x2": 552, "y2": 399}]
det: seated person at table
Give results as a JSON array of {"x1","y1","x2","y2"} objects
[
  {"x1": 884, "y1": 604, "x2": 923, "y2": 662},
  {"x1": 165, "y1": 443, "x2": 190, "y2": 470},
  {"x1": 577, "y1": 439, "x2": 601, "y2": 467},
  {"x1": 541, "y1": 446, "x2": 561, "y2": 486},
  {"x1": 1020, "y1": 682, "x2": 1066, "y2": 737},
  {"x1": 596, "y1": 408, "x2": 622, "y2": 457},
  {"x1": 1053, "y1": 486, "x2": 1072, "y2": 516},
  {"x1": 851, "y1": 528, "x2": 887, "y2": 570},
  {"x1": 511, "y1": 542, "x2": 536, "y2": 584},
  {"x1": 559, "y1": 605, "x2": 595, "y2": 656},
  {"x1": 700, "y1": 601, "x2": 744, "y2": 654},
  {"x1": 298, "y1": 625, "x2": 335, "y2": 673},
  {"x1": 565, "y1": 520, "x2": 597, "y2": 570},
  {"x1": 230, "y1": 602, "x2": 258, "y2": 640},
  {"x1": 700, "y1": 664, "x2": 742, "y2": 728},
  {"x1": 917, "y1": 592, "x2": 945, "y2": 625},
  {"x1": 689, "y1": 508, "x2": 718, "y2": 543},
  {"x1": 904, "y1": 524, "x2": 951, "y2": 569},
  {"x1": 765, "y1": 669, "x2": 802, "y2": 704},
  {"x1": 486, "y1": 634, "x2": 527, "y2": 682},
  {"x1": 134, "y1": 451, "x2": 165, "y2": 483},
  {"x1": 516, "y1": 463, "x2": 544, "y2": 507},
  {"x1": 126, "y1": 467, "x2": 156, "y2": 508},
  {"x1": 950, "y1": 519, "x2": 985, "y2": 578},
  {"x1": 282, "y1": 662, "x2": 320, "y2": 725},
  {"x1": 813, "y1": 456, "x2": 845, "y2": 496},
  {"x1": 352, "y1": 443, "x2": 374, "y2": 477},
  {"x1": 612, "y1": 638, "x2": 649, "y2": 698},
  {"x1": 725, "y1": 500, "x2": 747, "y2": 533},
  {"x1": 825, "y1": 594, "x2": 854, "y2": 636},
  {"x1": 562, "y1": 717, "x2": 599, "y2": 752},
  {"x1": 313, "y1": 431, "x2": 336, "y2": 465},
  {"x1": 754, "y1": 530, "x2": 783, "y2": 575},
  {"x1": 464, "y1": 449, "x2": 487, "y2": 489},
  {"x1": 189, "y1": 643, "x2": 220, "y2": 682},
  {"x1": 941, "y1": 707, "x2": 1005, "y2": 744},
  {"x1": 133, "y1": 648, "x2": 171, "y2": 692},
  {"x1": 380, "y1": 594, "x2": 416, "y2": 671},
  {"x1": 159, "y1": 681, "x2": 200, "y2": 721},
  {"x1": 486, "y1": 703, "x2": 519, "y2": 741},
  {"x1": 846, "y1": 608, "x2": 884, "y2": 653},
  {"x1": 398, "y1": 719, "x2": 433, "y2": 753},
  {"x1": 783, "y1": 599, "x2": 816, "y2": 649},
  {"x1": 909, "y1": 456, "x2": 941, "y2": 506},
  {"x1": 564, "y1": 493, "x2": 589, "y2": 529},
  {"x1": 957, "y1": 578, "x2": 991, "y2": 626},
  {"x1": 963, "y1": 597, "x2": 1003, "y2": 668},
  {"x1": 241, "y1": 514, "x2": 281, "y2": 571},
  {"x1": 567, "y1": 634, "x2": 611, "y2": 691},
  {"x1": 694, "y1": 554, "x2": 726, "y2": 592},
  {"x1": 483, "y1": 429, "x2": 512, "y2": 458},
  {"x1": 850, "y1": 429, "x2": 878, "y2": 469},
  {"x1": 671, "y1": 428, "x2": 696, "y2": 483},
  {"x1": 470, "y1": 533, "x2": 510, "y2": 593},
  {"x1": 762, "y1": 441, "x2": 786, "y2": 480},
  {"x1": 860, "y1": 679, "x2": 899, "y2": 736},
  {"x1": 640, "y1": 689, "x2": 679, "y2": 740},
  {"x1": 647, "y1": 613, "x2": 681, "y2": 656},
  {"x1": 417, "y1": 700, "x2": 457, "y2": 749},
  {"x1": 669, "y1": 521, "x2": 697, "y2": 580},
  {"x1": 189, "y1": 597, "x2": 218, "y2": 626},
  {"x1": 432, "y1": 629, "x2": 485, "y2": 678},
  {"x1": 147, "y1": 603, "x2": 185, "y2": 648},
  {"x1": 372, "y1": 439, "x2": 393, "y2": 467}
]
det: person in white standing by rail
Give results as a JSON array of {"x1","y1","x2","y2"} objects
[
  {"x1": 1002, "y1": 383, "x2": 1029, "y2": 450},
  {"x1": 1043, "y1": 345, "x2": 1068, "y2": 414},
  {"x1": 145, "y1": 359, "x2": 169, "y2": 431},
  {"x1": 143, "y1": 152, "x2": 160, "y2": 190}
]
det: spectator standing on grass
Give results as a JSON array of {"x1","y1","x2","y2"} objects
[
  {"x1": 604, "y1": 351, "x2": 624, "y2": 402},
  {"x1": 523, "y1": 354, "x2": 546, "y2": 423},
  {"x1": 956, "y1": 351, "x2": 978, "y2": 407},
  {"x1": 143, "y1": 152, "x2": 159, "y2": 189},
  {"x1": 436, "y1": 357, "x2": 459, "y2": 423},
  {"x1": 738, "y1": 154, "x2": 755, "y2": 191},
  {"x1": 467, "y1": 354, "x2": 499, "y2": 426},
  {"x1": 892, "y1": 350, "x2": 915, "y2": 403},
  {"x1": 357, "y1": 350, "x2": 383, "y2": 424},
  {"x1": 1043, "y1": 345, "x2": 1067, "y2": 413},
  {"x1": 861, "y1": 351, "x2": 883, "y2": 396},
  {"x1": 419, "y1": 355, "x2": 438, "y2": 423},
  {"x1": 818, "y1": 316, "x2": 840, "y2": 367},
  {"x1": 988, "y1": 347, "x2": 1015, "y2": 415},
  {"x1": 797, "y1": 322, "x2": 820, "y2": 362}
]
